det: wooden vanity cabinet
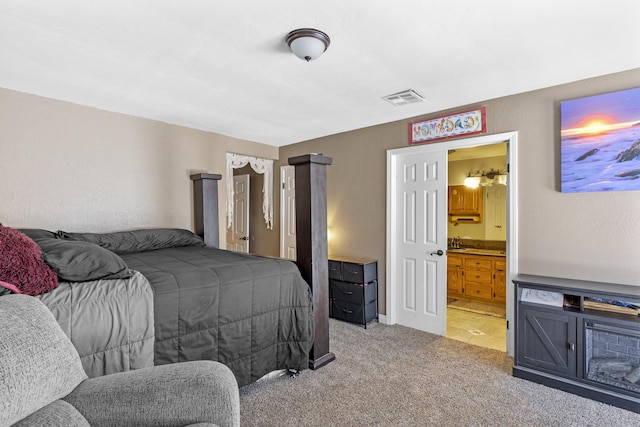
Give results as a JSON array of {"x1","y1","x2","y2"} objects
[
  {"x1": 447, "y1": 254, "x2": 463, "y2": 296},
  {"x1": 493, "y1": 260, "x2": 506, "y2": 302},
  {"x1": 447, "y1": 253, "x2": 505, "y2": 303}
]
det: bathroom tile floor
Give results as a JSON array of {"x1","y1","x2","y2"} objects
[{"x1": 446, "y1": 307, "x2": 506, "y2": 352}]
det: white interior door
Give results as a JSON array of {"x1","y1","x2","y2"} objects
[
  {"x1": 485, "y1": 185, "x2": 507, "y2": 240},
  {"x1": 388, "y1": 131, "x2": 519, "y2": 356},
  {"x1": 391, "y1": 150, "x2": 448, "y2": 335},
  {"x1": 280, "y1": 165, "x2": 296, "y2": 260},
  {"x1": 227, "y1": 174, "x2": 250, "y2": 253}
]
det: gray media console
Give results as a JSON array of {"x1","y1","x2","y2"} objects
[{"x1": 513, "y1": 274, "x2": 639, "y2": 413}]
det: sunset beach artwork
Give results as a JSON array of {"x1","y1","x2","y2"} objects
[{"x1": 561, "y1": 87, "x2": 640, "y2": 193}]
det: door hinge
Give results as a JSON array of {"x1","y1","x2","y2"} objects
[
  {"x1": 506, "y1": 320, "x2": 509, "y2": 330},
  {"x1": 282, "y1": 183, "x2": 285, "y2": 189}
]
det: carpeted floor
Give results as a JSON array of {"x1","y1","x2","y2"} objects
[
  {"x1": 239, "y1": 319, "x2": 640, "y2": 426},
  {"x1": 447, "y1": 298, "x2": 506, "y2": 318}
]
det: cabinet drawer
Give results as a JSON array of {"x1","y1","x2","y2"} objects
[
  {"x1": 465, "y1": 282, "x2": 493, "y2": 299},
  {"x1": 464, "y1": 257, "x2": 492, "y2": 270},
  {"x1": 464, "y1": 269, "x2": 493, "y2": 284},
  {"x1": 447, "y1": 254, "x2": 463, "y2": 266},
  {"x1": 328, "y1": 260, "x2": 342, "y2": 280},
  {"x1": 495, "y1": 260, "x2": 506, "y2": 271},
  {"x1": 330, "y1": 299, "x2": 377, "y2": 325},
  {"x1": 341, "y1": 261, "x2": 377, "y2": 284},
  {"x1": 330, "y1": 280, "x2": 377, "y2": 304}
]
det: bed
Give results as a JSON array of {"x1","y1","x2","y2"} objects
[
  {"x1": 1, "y1": 156, "x2": 332, "y2": 386},
  {"x1": 56, "y1": 227, "x2": 314, "y2": 387},
  {"x1": 36, "y1": 270, "x2": 155, "y2": 378}
]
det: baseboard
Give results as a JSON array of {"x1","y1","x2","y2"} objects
[{"x1": 378, "y1": 314, "x2": 388, "y2": 324}]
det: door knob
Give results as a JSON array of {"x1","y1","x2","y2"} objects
[
  {"x1": 430, "y1": 249, "x2": 444, "y2": 256},
  {"x1": 240, "y1": 236, "x2": 249, "y2": 241}
]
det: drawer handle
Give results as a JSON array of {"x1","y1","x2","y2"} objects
[
  {"x1": 342, "y1": 290, "x2": 353, "y2": 295},
  {"x1": 342, "y1": 309, "x2": 353, "y2": 314}
]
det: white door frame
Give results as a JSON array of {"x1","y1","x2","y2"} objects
[{"x1": 387, "y1": 131, "x2": 519, "y2": 356}]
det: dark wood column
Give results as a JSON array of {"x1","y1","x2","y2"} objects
[
  {"x1": 288, "y1": 154, "x2": 335, "y2": 370},
  {"x1": 190, "y1": 173, "x2": 222, "y2": 248}
]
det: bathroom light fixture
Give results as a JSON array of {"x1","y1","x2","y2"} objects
[
  {"x1": 463, "y1": 169, "x2": 507, "y2": 188},
  {"x1": 286, "y1": 28, "x2": 330, "y2": 62},
  {"x1": 463, "y1": 173, "x2": 482, "y2": 188}
]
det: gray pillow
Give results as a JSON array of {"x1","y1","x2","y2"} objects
[
  {"x1": 37, "y1": 238, "x2": 131, "y2": 282},
  {"x1": 57, "y1": 228, "x2": 205, "y2": 255},
  {"x1": 18, "y1": 228, "x2": 58, "y2": 241}
]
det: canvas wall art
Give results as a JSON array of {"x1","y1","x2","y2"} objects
[
  {"x1": 409, "y1": 107, "x2": 486, "y2": 144},
  {"x1": 561, "y1": 87, "x2": 640, "y2": 193}
]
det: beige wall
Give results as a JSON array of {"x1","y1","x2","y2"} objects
[
  {"x1": 279, "y1": 68, "x2": 640, "y2": 314},
  {"x1": 3, "y1": 68, "x2": 640, "y2": 316},
  {"x1": 0, "y1": 87, "x2": 277, "y2": 246}
]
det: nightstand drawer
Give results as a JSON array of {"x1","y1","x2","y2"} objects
[
  {"x1": 341, "y1": 261, "x2": 377, "y2": 284},
  {"x1": 328, "y1": 260, "x2": 342, "y2": 280},
  {"x1": 330, "y1": 299, "x2": 377, "y2": 325},
  {"x1": 330, "y1": 279, "x2": 377, "y2": 304}
]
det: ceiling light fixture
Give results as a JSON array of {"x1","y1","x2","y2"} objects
[{"x1": 286, "y1": 28, "x2": 330, "y2": 62}]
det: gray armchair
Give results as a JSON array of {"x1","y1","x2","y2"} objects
[{"x1": 0, "y1": 294, "x2": 240, "y2": 427}]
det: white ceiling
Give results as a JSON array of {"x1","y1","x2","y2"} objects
[{"x1": 1, "y1": 1, "x2": 639, "y2": 147}]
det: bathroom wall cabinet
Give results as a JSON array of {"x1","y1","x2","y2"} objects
[{"x1": 448, "y1": 185, "x2": 483, "y2": 221}]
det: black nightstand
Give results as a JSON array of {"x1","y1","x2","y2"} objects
[{"x1": 328, "y1": 256, "x2": 378, "y2": 328}]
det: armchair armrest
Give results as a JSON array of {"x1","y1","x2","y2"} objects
[{"x1": 63, "y1": 361, "x2": 239, "y2": 427}]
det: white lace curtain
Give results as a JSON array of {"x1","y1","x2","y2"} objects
[{"x1": 226, "y1": 153, "x2": 273, "y2": 230}]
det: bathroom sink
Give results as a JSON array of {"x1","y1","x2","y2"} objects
[{"x1": 447, "y1": 248, "x2": 505, "y2": 256}]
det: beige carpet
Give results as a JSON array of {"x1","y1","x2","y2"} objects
[
  {"x1": 239, "y1": 319, "x2": 640, "y2": 426},
  {"x1": 448, "y1": 298, "x2": 506, "y2": 318}
]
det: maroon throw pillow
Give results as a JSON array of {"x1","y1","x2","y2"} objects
[{"x1": 0, "y1": 224, "x2": 58, "y2": 295}]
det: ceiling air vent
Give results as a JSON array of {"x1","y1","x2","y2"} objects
[{"x1": 382, "y1": 89, "x2": 425, "y2": 106}]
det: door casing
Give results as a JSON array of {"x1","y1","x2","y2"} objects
[
  {"x1": 280, "y1": 165, "x2": 296, "y2": 260},
  {"x1": 227, "y1": 174, "x2": 250, "y2": 253},
  {"x1": 387, "y1": 131, "x2": 519, "y2": 356}
]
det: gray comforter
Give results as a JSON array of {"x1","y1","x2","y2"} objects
[{"x1": 59, "y1": 229, "x2": 314, "y2": 387}]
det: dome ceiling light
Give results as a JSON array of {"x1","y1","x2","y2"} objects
[{"x1": 286, "y1": 28, "x2": 330, "y2": 62}]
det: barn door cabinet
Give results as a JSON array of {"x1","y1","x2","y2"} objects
[
  {"x1": 513, "y1": 275, "x2": 640, "y2": 413},
  {"x1": 328, "y1": 256, "x2": 378, "y2": 328}
]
